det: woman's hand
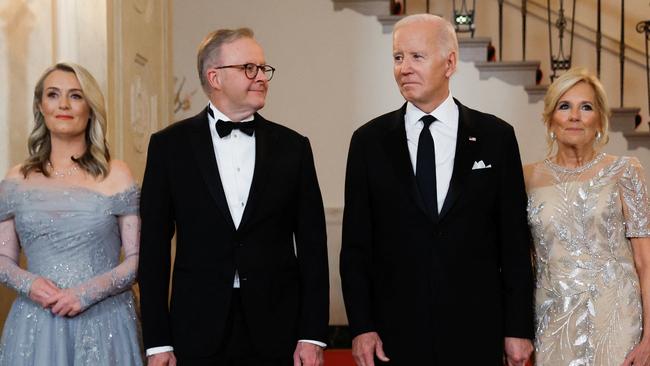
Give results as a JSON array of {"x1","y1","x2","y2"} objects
[
  {"x1": 49, "y1": 289, "x2": 83, "y2": 317},
  {"x1": 28, "y1": 277, "x2": 61, "y2": 308},
  {"x1": 621, "y1": 339, "x2": 650, "y2": 366}
]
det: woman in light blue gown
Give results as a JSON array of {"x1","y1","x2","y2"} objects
[{"x1": 0, "y1": 62, "x2": 143, "y2": 365}]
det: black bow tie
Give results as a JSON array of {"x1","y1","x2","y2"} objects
[{"x1": 215, "y1": 119, "x2": 257, "y2": 138}]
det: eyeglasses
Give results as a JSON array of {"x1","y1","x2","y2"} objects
[{"x1": 214, "y1": 63, "x2": 276, "y2": 81}]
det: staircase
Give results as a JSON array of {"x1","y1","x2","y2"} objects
[{"x1": 332, "y1": 0, "x2": 649, "y2": 153}]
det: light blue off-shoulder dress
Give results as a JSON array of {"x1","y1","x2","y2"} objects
[{"x1": 0, "y1": 179, "x2": 143, "y2": 365}]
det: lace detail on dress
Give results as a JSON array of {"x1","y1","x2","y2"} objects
[
  {"x1": 74, "y1": 212, "x2": 140, "y2": 310},
  {"x1": 526, "y1": 155, "x2": 647, "y2": 366},
  {"x1": 0, "y1": 181, "x2": 37, "y2": 295},
  {"x1": 619, "y1": 158, "x2": 650, "y2": 237},
  {"x1": 0, "y1": 180, "x2": 143, "y2": 365},
  {"x1": 0, "y1": 180, "x2": 16, "y2": 221},
  {"x1": 543, "y1": 152, "x2": 606, "y2": 175}
]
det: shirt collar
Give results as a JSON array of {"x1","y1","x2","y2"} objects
[
  {"x1": 405, "y1": 93, "x2": 458, "y2": 129},
  {"x1": 207, "y1": 102, "x2": 255, "y2": 123}
]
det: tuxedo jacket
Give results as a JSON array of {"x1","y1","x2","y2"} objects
[
  {"x1": 340, "y1": 100, "x2": 534, "y2": 365},
  {"x1": 138, "y1": 108, "x2": 329, "y2": 358}
]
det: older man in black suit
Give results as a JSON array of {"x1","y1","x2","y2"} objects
[
  {"x1": 340, "y1": 14, "x2": 534, "y2": 366},
  {"x1": 139, "y1": 28, "x2": 329, "y2": 366}
]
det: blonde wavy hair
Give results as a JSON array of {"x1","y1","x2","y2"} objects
[
  {"x1": 21, "y1": 62, "x2": 111, "y2": 178},
  {"x1": 542, "y1": 67, "x2": 610, "y2": 155}
]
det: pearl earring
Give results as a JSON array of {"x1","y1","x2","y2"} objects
[
  {"x1": 596, "y1": 131, "x2": 602, "y2": 143},
  {"x1": 549, "y1": 131, "x2": 556, "y2": 141}
]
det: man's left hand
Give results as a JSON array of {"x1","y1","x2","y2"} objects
[
  {"x1": 293, "y1": 342, "x2": 324, "y2": 366},
  {"x1": 504, "y1": 337, "x2": 533, "y2": 366}
]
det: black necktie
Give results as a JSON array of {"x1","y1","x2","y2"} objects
[
  {"x1": 215, "y1": 119, "x2": 256, "y2": 138},
  {"x1": 416, "y1": 115, "x2": 438, "y2": 219}
]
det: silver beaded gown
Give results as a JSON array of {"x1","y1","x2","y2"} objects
[
  {"x1": 0, "y1": 179, "x2": 143, "y2": 365},
  {"x1": 525, "y1": 154, "x2": 650, "y2": 366}
]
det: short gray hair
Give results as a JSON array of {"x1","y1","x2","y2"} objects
[
  {"x1": 394, "y1": 14, "x2": 459, "y2": 58},
  {"x1": 197, "y1": 28, "x2": 255, "y2": 94}
]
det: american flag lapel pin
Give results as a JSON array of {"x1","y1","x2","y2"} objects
[{"x1": 468, "y1": 136, "x2": 477, "y2": 142}]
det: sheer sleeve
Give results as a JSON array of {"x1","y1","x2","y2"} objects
[
  {"x1": 0, "y1": 181, "x2": 38, "y2": 295},
  {"x1": 0, "y1": 180, "x2": 16, "y2": 222},
  {"x1": 619, "y1": 157, "x2": 650, "y2": 238},
  {"x1": 73, "y1": 187, "x2": 140, "y2": 310}
]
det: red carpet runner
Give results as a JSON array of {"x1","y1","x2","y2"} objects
[
  {"x1": 323, "y1": 350, "x2": 535, "y2": 365},
  {"x1": 323, "y1": 349, "x2": 355, "y2": 366}
]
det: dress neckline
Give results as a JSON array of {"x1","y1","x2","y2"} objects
[
  {"x1": 0, "y1": 178, "x2": 138, "y2": 199},
  {"x1": 543, "y1": 152, "x2": 606, "y2": 175}
]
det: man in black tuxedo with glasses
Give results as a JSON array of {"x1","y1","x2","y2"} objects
[
  {"x1": 139, "y1": 28, "x2": 329, "y2": 366},
  {"x1": 340, "y1": 14, "x2": 534, "y2": 366}
]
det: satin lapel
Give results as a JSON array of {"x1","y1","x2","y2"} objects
[
  {"x1": 188, "y1": 107, "x2": 236, "y2": 230},
  {"x1": 439, "y1": 100, "x2": 479, "y2": 221},
  {"x1": 238, "y1": 114, "x2": 275, "y2": 231},
  {"x1": 382, "y1": 104, "x2": 433, "y2": 222}
]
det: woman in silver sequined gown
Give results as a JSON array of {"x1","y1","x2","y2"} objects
[
  {"x1": 0, "y1": 63, "x2": 143, "y2": 365},
  {"x1": 525, "y1": 68, "x2": 650, "y2": 366}
]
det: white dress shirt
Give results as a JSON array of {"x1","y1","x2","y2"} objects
[
  {"x1": 208, "y1": 103, "x2": 256, "y2": 291},
  {"x1": 404, "y1": 93, "x2": 459, "y2": 212},
  {"x1": 146, "y1": 103, "x2": 324, "y2": 357}
]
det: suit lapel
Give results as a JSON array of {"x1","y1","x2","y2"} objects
[
  {"x1": 439, "y1": 100, "x2": 480, "y2": 220},
  {"x1": 382, "y1": 104, "x2": 434, "y2": 222},
  {"x1": 238, "y1": 114, "x2": 276, "y2": 231},
  {"x1": 188, "y1": 107, "x2": 236, "y2": 230}
]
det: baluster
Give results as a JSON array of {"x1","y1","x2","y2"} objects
[
  {"x1": 452, "y1": 0, "x2": 476, "y2": 38},
  {"x1": 596, "y1": 0, "x2": 601, "y2": 77},
  {"x1": 547, "y1": 0, "x2": 576, "y2": 81},
  {"x1": 620, "y1": 0, "x2": 625, "y2": 107},
  {"x1": 498, "y1": 0, "x2": 504, "y2": 60},
  {"x1": 522, "y1": 0, "x2": 527, "y2": 61},
  {"x1": 636, "y1": 20, "x2": 650, "y2": 120}
]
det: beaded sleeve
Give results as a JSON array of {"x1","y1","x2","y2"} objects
[
  {"x1": 0, "y1": 181, "x2": 38, "y2": 296},
  {"x1": 72, "y1": 187, "x2": 140, "y2": 310}
]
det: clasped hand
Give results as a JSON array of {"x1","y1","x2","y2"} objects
[{"x1": 28, "y1": 276, "x2": 82, "y2": 317}]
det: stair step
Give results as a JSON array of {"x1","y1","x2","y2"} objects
[
  {"x1": 610, "y1": 107, "x2": 641, "y2": 135},
  {"x1": 524, "y1": 84, "x2": 548, "y2": 103},
  {"x1": 475, "y1": 61, "x2": 540, "y2": 87},
  {"x1": 623, "y1": 130, "x2": 650, "y2": 149},
  {"x1": 609, "y1": 107, "x2": 649, "y2": 148},
  {"x1": 377, "y1": 15, "x2": 404, "y2": 33},
  {"x1": 458, "y1": 37, "x2": 490, "y2": 63},
  {"x1": 334, "y1": 0, "x2": 391, "y2": 17}
]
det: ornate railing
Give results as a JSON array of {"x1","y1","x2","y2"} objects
[
  {"x1": 489, "y1": 0, "x2": 648, "y2": 122},
  {"x1": 638, "y1": 20, "x2": 650, "y2": 121},
  {"x1": 452, "y1": 0, "x2": 476, "y2": 37}
]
